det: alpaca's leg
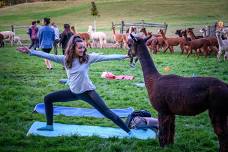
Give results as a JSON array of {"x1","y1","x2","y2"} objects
[
  {"x1": 180, "y1": 43, "x2": 184, "y2": 54},
  {"x1": 153, "y1": 45, "x2": 158, "y2": 54},
  {"x1": 100, "y1": 39, "x2": 103, "y2": 48},
  {"x1": 134, "y1": 57, "x2": 139, "y2": 64},
  {"x1": 187, "y1": 48, "x2": 192, "y2": 57},
  {"x1": 157, "y1": 45, "x2": 160, "y2": 52},
  {"x1": 217, "y1": 50, "x2": 222, "y2": 61},
  {"x1": 224, "y1": 51, "x2": 228, "y2": 61},
  {"x1": 169, "y1": 114, "x2": 176, "y2": 144},
  {"x1": 163, "y1": 44, "x2": 169, "y2": 53},
  {"x1": 203, "y1": 45, "x2": 209, "y2": 57},
  {"x1": 88, "y1": 41, "x2": 92, "y2": 48},
  {"x1": 169, "y1": 46, "x2": 174, "y2": 53},
  {"x1": 10, "y1": 38, "x2": 14, "y2": 46},
  {"x1": 209, "y1": 111, "x2": 228, "y2": 152},
  {"x1": 194, "y1": 49, "x2": 200, "y2": 58},
  {"x1": 158, "y1": 113, "x2": 175, "y2": 147}
]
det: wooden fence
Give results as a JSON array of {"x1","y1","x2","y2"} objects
[
  {"x1": 204, "y1": 23, "x2": 228, "y2": 37},
  {"x1": 112, "y1": 20, "x2": 168, "y2": 34}
]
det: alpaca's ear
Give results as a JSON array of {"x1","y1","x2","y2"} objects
[
  {"x1": 144, "y1": 35, "x2": 152, "y2": 42},
  {"x1": 130, "y1": 34, "x2": 138, "y2": 42}
]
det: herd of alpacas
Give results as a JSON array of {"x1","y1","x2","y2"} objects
[{"x1": 1, "y1": 25, "x2": 227, "y2": 61}]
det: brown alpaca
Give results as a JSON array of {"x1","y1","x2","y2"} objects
[
  {"x1": 140, "y1": 27, "x2": 152, "y2": 37},
  {"x1": 112, "y1": 26, "x2": 127, "y2": 48},
  {"x1": 199, "y1": 28, "x2": 219, "y2": 54},
  {"x1": 186, "y1": 28, "x2": 203, "y2": 39},
  {"x1": 70, "y1": 26, "x2": 91, "y2": 48},
  {"x1": 128, "y1": 34, "x2": 228, "y2": 152},
  {"x1": 78, "y1": 33, "x2": 92, "y2": 48},
  {"x1": 182, "y1": 30, "x2": 210, "y2": 57},
  {"x1": 187, "y1": 28, "x2": 217, "y2": 54},
  {"x1": 159, "y1": 29, "x2": 180, "y2": 53},
  {"x1": 146, "y1": 37, "x2": 159, "y2": 54},
  {"x1": 175, "y1": 29, "x2": 190, "y2": 54},
  {"x1": 140, "y1": 28, "x2": 158, "y2": 53}
]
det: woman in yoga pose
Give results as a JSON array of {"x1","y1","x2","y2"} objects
[{"x1": 17, "y1": 35, "x2": 133, "y2": 134}]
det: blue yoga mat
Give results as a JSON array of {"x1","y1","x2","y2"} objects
[
  {"x1": 27, "y1": 121, "x2": 156, "y2": 140},
  {"x1": 34, "y1": 103, "x2": 134, "y2": 118},
  {"x1": 134, "y1": 82, "x2": 145, "y2": 87},
  {"x1": 59, "y1": 79, "x2": 68, "y2": 84}
]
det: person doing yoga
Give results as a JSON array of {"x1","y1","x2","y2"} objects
[{"x1": 16, "y1": 35, "x2": 134, "y2": 134}]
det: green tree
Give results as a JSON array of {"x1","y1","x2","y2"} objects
[{"x1": 90, "y1": 1, "x2": 100, "y2": 32}]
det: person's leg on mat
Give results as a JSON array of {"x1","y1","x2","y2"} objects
[
  {"x1": 79, "y1": 90, "x2": 130, "y2": 133},
  {"x1": 37, "y1": 89, "x2": 79, "y2": 131}
]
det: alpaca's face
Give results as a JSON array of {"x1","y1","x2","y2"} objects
[
  {"x1": 216, "y1": 31, "x2": 222, "y2": 37},
  {"x1": 175, "y1": 30, "x2": 181, "y2": 36},
  {"x1": 127, "y1": 38, "x2": 137, "y2": 57},
  {"x1": 128, "y1": 34, "x2": 152, "y2": 58}
]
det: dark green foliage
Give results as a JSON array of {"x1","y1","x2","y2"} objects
[{"x1": 91, "y1": 1, "x2": 100, "y2": 17}]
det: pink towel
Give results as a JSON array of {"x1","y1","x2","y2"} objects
[{"x1": 101, "y1": 72, "x2": 134, "y2": 80}]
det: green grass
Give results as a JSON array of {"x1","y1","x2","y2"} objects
[
  {"x1": 0, "y1": 1, "x2": 228, "y2": 151},
  {"x1": 0, "y1": 45, "x2": 227, "y2": 152}
]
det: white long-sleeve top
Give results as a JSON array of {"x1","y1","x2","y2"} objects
[{"x1": 29, "y1": 50, "x2": 128, "y2": 94}]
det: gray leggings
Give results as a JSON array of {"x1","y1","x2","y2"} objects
[{"x1": 43, "y1": 89, "x2": 130, "y2": 133}]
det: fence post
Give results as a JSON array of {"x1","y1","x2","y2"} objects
[
  {"x1": 120, "y1": 21, "x2": 125, "y2": 48},
  {"x1": 120, "y1": 20, "x2": 124, "y2": 34},
  {"x1": 11, "y1": 25, "x2": 15, "y2": 33},
  {"x1": 141, "y1": 20, "x2": 145, "y2": 28},
  {"x1": 164, "y1": 22, "x2": 168, "y2": 34}
]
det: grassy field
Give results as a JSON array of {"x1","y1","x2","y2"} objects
[
  {"x1": 0, "y1": 0, "x2": 228, "y2": 152},
  {"x1": 1, "y1": 45, "x2": 227, "y2": 152}
]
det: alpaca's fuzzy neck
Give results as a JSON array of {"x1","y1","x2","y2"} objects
[
  {"x1": 112, "y1": 28, "x2": 116, "y2": 35},
  {"x1": 183, "y1": 33, "x2": 190, "y2": 44},
  {"x1": 136, "y1": 42, "x2": 160, "y2": 81},
  {"x1": 216, "y1": 33, "x2": 224, "y2": 48},
  {"x1": 188, "y1": 31, "x2": 196, "y2": 40},
  {"x1": 160, "y1": 31, "x2": 167, "y2": 40}
]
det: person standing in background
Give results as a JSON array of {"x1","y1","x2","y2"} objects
[
  {"x1": 27, "y1": 21, "x2": 38, "y2": 50},
  {"x1": 38, "y1": 17, "x2": 55, "y2": 70},
  {"x1": 36, "y1": 20, "x2": 41, "y2": 30},
  {"x1": 51, "y1": 22, "x2": 60, "y2": 55},
  {"x1": 60, "y1": 24, "x2": 74, "y2": 55}
]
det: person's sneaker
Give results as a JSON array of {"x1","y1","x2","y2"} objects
[
  {"x1": 37, "y1": 125, "x2": 54, "y2": 131},
  {"x1": 130, "y1": 63, "x2": 136, "y2": 68}
]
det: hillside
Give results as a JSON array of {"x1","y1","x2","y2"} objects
[{"x1": 0, "y1": 0, "x2": 227, "y2": 36}]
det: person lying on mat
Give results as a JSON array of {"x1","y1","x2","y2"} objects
[{"x1": 16, "y1": 35, "x2": 134, "y2": 135}]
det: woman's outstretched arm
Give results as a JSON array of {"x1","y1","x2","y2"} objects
[
  {"x1": 88, "y1": 54, "x2": 129, "y2": 64},
  {"x1": 16, "y1": 47, "x2": 65, "y2": 65}
]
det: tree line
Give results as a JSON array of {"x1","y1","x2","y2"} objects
[{"x1": 0, "y1": 0, "x2": 65, "y2": 8}]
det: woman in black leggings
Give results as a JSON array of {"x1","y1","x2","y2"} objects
[{"x1": 17, "y1": 35, "x2": 131, "y2": 134}]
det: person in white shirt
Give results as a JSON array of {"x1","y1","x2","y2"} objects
[{"x1": 51, "y1": 22, "x2": 60, "y2": 55}]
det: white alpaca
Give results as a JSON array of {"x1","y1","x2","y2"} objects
[
  {"x1": 88, "y1": 25, "x2": 107, "y2": 48},
  {"x1": 14, "y1": 36, "x2": 23, "y2": 46},
  {"x1": 0, "y1": 31, "x2": 15, "y2": 46},
  {"x1": 215, "y1": 30, "x2": 228, "y2": 61},
  {"x1": 199, "y1": 27, "x2": 208, "y2": 37},
  {"x1": 222, "y1": 28, "x2": 228, "y2": 39}
]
